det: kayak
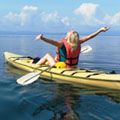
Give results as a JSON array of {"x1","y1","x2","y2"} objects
[{"x1": 4, "y1": 52, "x2": 120, "y2": 90}]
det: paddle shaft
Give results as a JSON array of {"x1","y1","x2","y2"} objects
[{"x1": 23, "y1": 67, "x2": 52, "y2": 83}]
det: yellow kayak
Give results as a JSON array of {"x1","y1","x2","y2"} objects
[{"x1": 4, "y1": 52, "x2": 120, "y2": 90}]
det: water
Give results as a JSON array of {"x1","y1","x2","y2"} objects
[{"x1": 0, "y1": 34, "x2": 120, "y2": 120}]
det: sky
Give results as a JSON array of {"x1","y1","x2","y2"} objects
[{"x1": 0, "y1": 0, "x2": 120, "y2": 33}]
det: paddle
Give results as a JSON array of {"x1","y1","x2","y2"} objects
[
  {"x1": 81, "y1": 45, "x2": 92, "y2": 53},
  {"x1": 17, "y1": 45, "x2": 92, "y2": 86},
  {"x1": 17, "y1": 67, "x2": 51, "y2": 85}
]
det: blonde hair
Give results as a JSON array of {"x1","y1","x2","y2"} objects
[{"x1": 65, "y1": 31, "x2": 79, "y2": 49}]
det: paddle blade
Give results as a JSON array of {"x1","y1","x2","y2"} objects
[
  {"x1": 17, "y1": 72, "x2": 40, "y2": 85},
  {"x1": 81, "y1": 45, "x2": 92, "y2": 54}
]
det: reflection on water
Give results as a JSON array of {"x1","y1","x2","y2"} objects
[
  {"x1": 33, "y1": 84, "x2": 80, "y2": 120},
  {"x1": 5, "y1": 64, "x2": 120, "y2": 120}
]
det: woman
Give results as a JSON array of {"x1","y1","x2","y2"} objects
[{"x1": 35, "y1": 27, "x2": 109, "y2": 68}]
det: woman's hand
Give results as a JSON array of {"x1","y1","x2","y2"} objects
[
  {"x1": 99, "y1": 27, "x2": 109, "y2": 32},
  {"x1": 35, "y1": 34, "x2": 43, "y2": 40}
]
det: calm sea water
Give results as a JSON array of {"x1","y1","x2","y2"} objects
[{"x1": 0, "y1": 34, "x2": 120, "y2": 120}]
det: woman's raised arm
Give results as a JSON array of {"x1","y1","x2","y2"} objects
[
  {"x1": 35, "y1": 34, "x2": 63, "y2": 48},
  {"x1": 80, "y1": 27, "x2": 109, "y2": 44}
]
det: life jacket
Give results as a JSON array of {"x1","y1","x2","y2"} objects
[{"x1": 56, "y1": 38, "x2": 81, "y2": 67}]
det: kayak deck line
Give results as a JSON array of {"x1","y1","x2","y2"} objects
[
  {"x1": 86, "y1": 72, "x2": 105, "y2": 78},
  {"x1": 4, "y1": 52, "x2": 120, "y2": 90}
]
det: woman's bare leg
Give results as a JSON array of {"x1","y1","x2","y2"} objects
[{"x1": 36, "y1": 53, "x2": 56, "y2": 67}]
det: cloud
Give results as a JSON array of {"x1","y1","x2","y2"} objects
[
  {"x1": 40, "y1": 11, "x2": 59, "y2": 24},
  {"x1": 2, "y1": 5, "x2": 70, "y2": 31},
  {"x1": 74, "y1": 3, "x2": 120, "y2": 27},
  {"x1": 61, "y1": 17, "x2": 70, "y2": 26},
  {"x1": 4, "y1": 12, "x2": 20, "y2": 24},
  {"x1": 4, "y1": 5, "x2": 38, "y2": 27},
  {"x1": 73, "y1": 3, "x2": 120, "y2": 27},
  {"x1": 20, "y1": 5, "x2": 38, "y2": 26},
  {"x1": 74, "y1": 3, "x2": 102, "y2": 26},
  {"x1": 74, "y1": 3, "x2": 98, "y2": 19},
  {"x1": 104, "y1": 12, "x2": 120, "y2": 26},
  {"x1": 22, "y1": 5, "x2": 38, "y2": 12},
  {"x1": 40, "y1": 12, "x2": 71, "y2": 27}
]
